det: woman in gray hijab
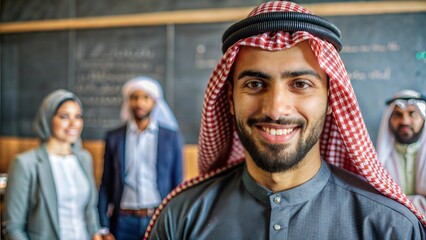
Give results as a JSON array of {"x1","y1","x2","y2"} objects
[{"x1": 3, "y1": 89, "x2": 102, "y2": 240}]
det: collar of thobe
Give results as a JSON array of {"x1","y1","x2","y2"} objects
[
  {"x1": 396, "y1": 142, "x2": 420, "y2": 155},
  {"x1": 242, "y1": 161, "x2": 330, "y2": 205}
]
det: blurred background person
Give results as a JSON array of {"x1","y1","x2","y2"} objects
[
  {"x1": 3, "y1": 89, "x2": 102, "y2": 240},
  {"x1": 377, "y1": 89, "x2": 426, "y2": 216},
  {"x1": 98, "y1": 76, "x2": 183, "y2": 240}
]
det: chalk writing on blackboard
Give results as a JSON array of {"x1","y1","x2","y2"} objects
[
  {"x1": 71, "y1": 27, "x2": 167, "y2": 138},
  {"x1": 195, "y1": 44, "x2": 218, "y2": 69},
  {"x1": 75, "y1": 44, "x2": 164, "y2": 128},
  {"x1": 342, "y1": 41, "x2": 400, "y2": 53},
  {"x1": 348, "y1": 68, "x2": 391, "y2": 81},
  {"x1": 342, "y1": 41, "x2": 399, "y2": 82}
]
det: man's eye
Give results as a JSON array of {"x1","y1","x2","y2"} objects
[
  {"x1": 292, "y1": 81, "x2": 311, "y2": 89},
  {"x1": 292, "y1": 80, "x2": 313, "y2": 89},
  {"x1": 410, "y1": 111, "x2": 419, "y2": 118},
  {"x1": 391, "y1": 112, "x2": 403, "y2": 119},
  {"x1": 245, "y1": 81, "x2": 264, "y2": 89}
]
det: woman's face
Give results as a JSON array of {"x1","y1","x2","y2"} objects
[{"x1": 50, "y1": 100, "x2": 83, "y2": 145}]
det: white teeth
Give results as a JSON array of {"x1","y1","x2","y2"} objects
[
  {"x1": 66, "y1": 130, "x2": 79, "y2": 135},
  {"x1": 262, "y1": 127, "x2": 294, "y2": 136}
]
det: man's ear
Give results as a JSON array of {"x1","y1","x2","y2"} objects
[
  {"x1": 227, "y1": 81, "x2": 235, "y2": 116},
  {"x1": 327, "y1": 105, "x2": 332, "y2": 115},
  {"x1": 326, "y1": 83, "x2": 332, "y2": 115}
]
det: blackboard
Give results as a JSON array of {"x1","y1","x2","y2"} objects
[
  {"x1": 1, "y1": 0, "x2": 72, "y2": 22},
  {"x1": 170, "y1": 0, "x2": 262, "y2": 11},
  {"x1": 0, "y1": 27, "x2": 167, "y2": 140},
  {"x1": 2, "y1": 0, "x2": 253, "y2": 21},
  {"x1": 74, "y1": 26, "x2": 167, "y2": 139},
  {"x1": 76, "y1": 0, "x2": 170, "y2": 18},
  {"x1": 1, "y1": 12, "x2": 425, "y2": 145},
  {"x1": 2, "y1": 0, "x2": 385, "y2": 22},
  {"x1": 174, "y1": 23, "x2": 230, "y2": 143},
  {"x1": 1, "y1": 31, "x2": 69, "y2": 136}
]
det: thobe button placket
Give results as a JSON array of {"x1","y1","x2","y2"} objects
[{"x1": 269, "y1": 194, "x2": 288, "y2": 238}]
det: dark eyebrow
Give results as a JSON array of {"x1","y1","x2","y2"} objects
[
  {"x1": 237, "y1": 69, "x2": 322, "y2": 81},
  {"x1": 237, "y1": 70, "x2": 271, "y2": 80},
  {"x1": 281, "y1": 70, "x2": 322, "y2": 80}
]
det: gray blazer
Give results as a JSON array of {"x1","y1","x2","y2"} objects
[{"x1": 2, "y1": 144, "x2": 100, "y2": 240}]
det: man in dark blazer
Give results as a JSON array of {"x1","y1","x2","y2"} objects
[{"x1": 98, "y1": 76, "x2": 183, "y2": 240}]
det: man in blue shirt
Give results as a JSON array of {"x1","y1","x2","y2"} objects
[{"x1": 98, "y1": 76, "x2": 183, "y2": 240}]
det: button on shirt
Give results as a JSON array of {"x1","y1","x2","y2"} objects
[
  {"x1": 49, "y1": 154, "x2": 90, "y2": 240},
  {"x1": 121, "y1": 120, "x2": 162, "y2": 209}
]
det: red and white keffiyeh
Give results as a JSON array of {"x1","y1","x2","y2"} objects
[
  {"x1": 197, "y1": 0, "x2": 426, "y2": 225},
  {"x1": 145, "y1": 2, "x2": 426, "y2": 236}
]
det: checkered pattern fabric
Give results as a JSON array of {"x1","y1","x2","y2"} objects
[
  {"x1": 198, "y1": 0, "x2": 426, "y2": 225},
  {"x1": 144, "y1": 2, "x2": 426, "y2": 237}
]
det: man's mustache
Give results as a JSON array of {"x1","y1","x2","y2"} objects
[
  {"x1": 397, "y1": 125, "x2": 413, "y2": 131},
  {"x1": 247, "y1": 116, "x2": 305, "y2": 126}
]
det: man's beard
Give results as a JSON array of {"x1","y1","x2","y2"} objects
[
  {"x1": 235, "y1": 113, "x2": 325, "y2": 173},
  {"x1": 392, "y1": 122, "x2": 424, "y2": 144},
  {"x1": 132, "y1": 109, "x2": 152, "y2": 122}
]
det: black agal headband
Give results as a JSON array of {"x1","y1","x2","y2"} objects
[{"x1": 222, "y1": 12, "x2": 342, "y2": 53}]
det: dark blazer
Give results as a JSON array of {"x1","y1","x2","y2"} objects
[
  {"x1": 97, "y1": 124, "x2": 183, "y2": 233},
  {"x1": 3, "y1": 144, "x2": 100, "y2": 240}
]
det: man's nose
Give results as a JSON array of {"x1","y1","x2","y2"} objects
[
  {"x1": 262, "y1": 85, "x2": 295, "y2": 121},
  {"x1": 400, "y1": 113, "x2": 412, "y2": 125},
  {"x1": 136, "y1": 97, "x2": 149, "y2": 106}
]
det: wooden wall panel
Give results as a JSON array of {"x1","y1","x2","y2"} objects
[{"x1": 0, "y1": 137, "x2": 199, "y2": 186}]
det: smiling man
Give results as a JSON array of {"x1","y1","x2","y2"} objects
[
  {"x1": 377, "y1": 89, "x2": 426, "y2": 218},
  {"x1": 229, "y1": 42, "x2": 328, "y2": 192},
  {"x1": 145, "y1": 1, "x2": 426, "y2": 239},
  {"x1": 98, "y1": 76, "x2": 183, "y2": 240}
]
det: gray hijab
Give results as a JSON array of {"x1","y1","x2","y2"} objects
[{"x1": 33, "y1": 89, "x2": 83, "y2": 143}]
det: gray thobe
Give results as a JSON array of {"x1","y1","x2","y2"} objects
[{"x1": 149, "y1": 161, "x2": 426, "y2": 240}]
